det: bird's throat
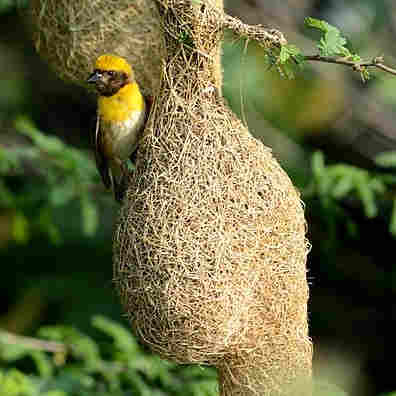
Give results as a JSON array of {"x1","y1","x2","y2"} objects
[{"x1": 98, "y1": 83, "x2": 144, "y2": 123}]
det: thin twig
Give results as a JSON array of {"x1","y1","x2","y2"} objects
[
  {"x1": 304, "y1": 54, "x2": 396, "y2": 77},
  {"x1": 223, "y1": 14, "x2": 287, "y2": 48},
  {"x1": 0, "y1": 329, "x2": 66, "y2": 353},
  {"x1": 373, "y1": 62, "x2": 396, "y2": 76}
]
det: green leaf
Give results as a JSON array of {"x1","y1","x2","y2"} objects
[
  {"x1": 42, "y1": 391, "x2": 67, "y2": 396},
  {"x1": 0, "y1": 345, "x2": 52, "y2": 378},
  {"x1": 49, "y1": 182, "x2": 76, "y2": 207},
  {"x1": 390, "y1": 199, "x2": 396, "y2": 237},
  {"x1": 311, "y1": 151, "x2": 326, "y2": 178},
  {"x1": 312, "y1": 152, "x2": 336, "y2": 199},
  {"x1": 92, "y1": 316, "x2": 138, "y2": 356},
  {"x1": 30, "y1": 351, "x2": 53, "y2": 378},
  {"x1": 37, "y1": 208, "x2": 62, "y2": 245},
  {"x1": 38, "y1": 327, "x2": 101, "y2": 368},
  {"x1": 355, "y1": 176, "x2": 377, "y2": 218},
  {"x1": 307, "y1": 152, "x2": 394, "y2": 228},
  {"x1": 279, "y1": 44, "x2": 304, "y2": 64},
  {"x1": 15, "y1": 116, "x2": 64, "y2": 155},
  {"x1": 305, "y1": 17, "x2": 331, "y2": 32},
  {"x1": 0, "y1": 146, "x2": 18, "y2": 174},
  {"x1": 55, "y1": 369, "x2": 96, "y2": 390},
  {"x1": 368, "y1": 178, "x2": 386, "y2": 194},
  {"x1": 0, "y1": 342, "x2": 29, "y2": 362},
  {"x1": 80, "y1": 196, "x2": 99, "y2": 237},
  {"x1": 360, "y1": 67, "x2": 371, "y2": 83},
  {"x1": 331, "y1": 175, "x2": 353, "y2": 198},
  {"x1": 12, "y1": 211, "x2": 30, "y2": 243},
  {"x1": 320, "y1": 28, "x2": 348, "y2": 57},
  {"x1": 305, "y1": 17, "x2": 350, "y2": 57},
  {"x1": 0, "y1": 179, "x2": 15, "y2": 207},
  {"x1": 0, "y1": 369, "x2": 34, "y2": 396},
  {"x1": 375, "y1": 151, "x2": 396, "y2": 168},
  {"x1": 0, "y1": 0, "x2": 13, "y2": 14},
  {"x1": 126, "y1": 372, "x2": 153, "y2": 395}
]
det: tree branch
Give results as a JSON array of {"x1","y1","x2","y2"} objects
[
  {"x1": 304, "y1": 54, "x2": 396, "y2": 77},
  {"x1": 222, "y1": 14, "x2": 287, "y2": 48},
  {"x1": 222, "y1": 12, "x2": 396, "y2": 79},
  {"x1": 0, "y1": 329, "x2": 66, "y2": 353}
]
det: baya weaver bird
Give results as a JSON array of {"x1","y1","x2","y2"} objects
[{"x1": 87, "y1": 54, "x2": 149, "y2": 202}]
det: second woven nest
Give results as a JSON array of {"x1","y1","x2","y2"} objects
[{"x1": 27, "y1": 0, "x2": 164, "y2": 95}]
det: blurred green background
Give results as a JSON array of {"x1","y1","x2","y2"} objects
[{"x1": 0, "y1": 0, "x2": 394, "y2": 395}]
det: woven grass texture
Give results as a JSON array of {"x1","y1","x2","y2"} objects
[
  {"x1": 113, "y1": 1, "x2": 312, "y2": 395},
  {"x1": 27, "y1": 0, "x2": 164, "y2": 95}
]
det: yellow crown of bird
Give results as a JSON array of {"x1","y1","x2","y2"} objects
[{"x1": 95, "y1": 54, "x2": 133, "y2": 76}]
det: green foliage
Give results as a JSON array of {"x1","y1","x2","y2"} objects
[
  {"x1": 278, "y1": 17, "x2": 358, "y2": 63},
  {"x1": 0, "y1": 0, "x2": 27, "y2": 14},
  {"x1": 279, "y1": 44, "x2": 303, "y2": 65},
  {"x1": 305, "y1": 18, "x2": 349, "y2": 58},
  {"x1": 375, "y1": 151, "x2": 396, "y2": 234},
  {"x1": 2, "y1": 318, "x2": 374, "y2": 396},
  {"x1": 0, "y1": 341, "x2": 52, "y2": 379},
  {"x1": 304, "y1": 17, "x2": 370, "y2": 81},
  {"x1": 375, "y1": 151, "x2": 396, "y2": 168},
  {"x1": 305, "y1": 151, "x2": 396, "y2": 238},
  {"x1": 0, "y1": 0, "x2": 14, "y2": 13},
  {"x1": 276, "y1": 44, "x2": 305, "y2": 78},
  {"x1": 276, "y1": 17, "x2": 370, "y2": 81},
  {"x1": 0, "y1": 116, "x2": 103, "y2": 243},
  {"x1": 0, "y1": 317, "x2": 218, "y2": 396}
]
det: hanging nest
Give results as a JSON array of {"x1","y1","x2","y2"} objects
[
  {"x1": 113, "y1": 1, "x2": 312, "y2": 395},
  {"x1": 26, "y1": 0, "x2": 165, "y2": 96}
]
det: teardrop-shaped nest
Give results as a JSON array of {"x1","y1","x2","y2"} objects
[
  {"x1": 113, "y1": 59, "x2": 311, "y2": 390},
  {"x1": 114, "y1": 2, "x2": 312, "y2": 392}
]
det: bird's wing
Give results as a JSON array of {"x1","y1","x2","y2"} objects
[
  {"x1": 94, "y1": 113, "x2": 112, "y2": 189},
  {"x1": 129, "y1": 94, "x2": 153, "y2": 164},
  {"x1": 145, "y1": 95, "x2": 154, "y2": 122}
]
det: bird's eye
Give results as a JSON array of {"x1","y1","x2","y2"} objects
[{"x1": 107, "y1": 71, "x2": 115, "y2": 77}]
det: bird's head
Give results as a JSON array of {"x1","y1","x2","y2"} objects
[{"x1": 87, "y1": 54, "x2": 134, "y2": 96}]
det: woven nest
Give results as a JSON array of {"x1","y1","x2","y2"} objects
[
  {"x1": 114, "y1": 1, "x2": 312, "y2": 394},
  {"x1": 26, "y1": 0, "x2": 164, "y2": 96}
]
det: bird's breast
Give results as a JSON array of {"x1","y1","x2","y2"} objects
[
  {"x1": 101, "y1": 108, "x2": 146, "y2": 161},
  {"x1": 98, "y1": 82, "x2": 146, "y2": 161}
]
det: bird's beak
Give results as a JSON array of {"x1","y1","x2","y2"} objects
[{"x1": 87, "y1": 71, "x2": 101, "y2": 84}]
